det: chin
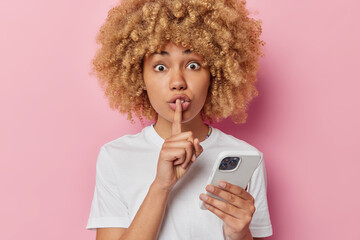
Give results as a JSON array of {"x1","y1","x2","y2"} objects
[
  {"x1": 181, "y1": 111, "x2": 197, "y2": 123},
  {"x1": 155, "y1": 104, "x2": 203, "y2": 124}
]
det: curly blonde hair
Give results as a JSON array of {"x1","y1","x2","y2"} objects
[{"x1": 93, "y1": 0, "x2": 264, "y2": 123}]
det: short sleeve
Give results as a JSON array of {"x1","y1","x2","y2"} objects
[
  {"x1": 86, "y1": 147, "x2": 130, "y2": 230},
  {"x1": 247, "y1": 152, "x2": 273, "y2": 238}
]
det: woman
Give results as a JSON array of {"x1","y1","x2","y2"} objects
[{"x1": 87, "y1": 0, "x2": 272, "y2": 239}]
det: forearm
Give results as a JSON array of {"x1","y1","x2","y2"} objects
[
  {"x1": 224, "y1": 227, "x2": 253, "y2": 240},
  {"x1": 120, "y1": 181, "x2": 170, "y2": 240},
  {"x1": 241, "y1": 228, "x2": 253, "y2": 240},
  {"x1": 239, "y1": 229, "x2": 253, "y2": 240}
]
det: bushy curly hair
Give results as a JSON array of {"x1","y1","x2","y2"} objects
[{"x1": 92, "y1": 0, "x2": 264, "y2": 124}]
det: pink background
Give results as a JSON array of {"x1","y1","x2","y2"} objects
[{"x1": 1, "y1": 0, "x2": 359, "y2": 239}]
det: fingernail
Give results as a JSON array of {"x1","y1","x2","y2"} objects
[
  {"x1": 206, "y1": 185, "x2": 214, "y2": 193},
  {"x1": 192, "y1": 154, "x2": 196, "y2": 162},
  {"x1": 218, "y1": 182, "x2": 226, "y2": 188},
  {"x1": 200, "y1": 194, "x2": 208, "y2": 201}
]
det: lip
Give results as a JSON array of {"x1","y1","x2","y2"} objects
[
  {"x1": 168, "y1": 94, "x2": 191, "y2": 104},
  {"x1": 168, "y1": 94, "x2": 191, "y2": 111}
]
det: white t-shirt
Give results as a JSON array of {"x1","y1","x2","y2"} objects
[{"x1": 86, "y1": 125, "x2": 273, "y2": 238}]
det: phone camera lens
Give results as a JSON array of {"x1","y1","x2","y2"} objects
[
  {"x1": 219, "y1": 162, "x2": 228, "y2": 170},
  {"x1": 229, "y1": 159, "x2": 237, "y2": 167}
]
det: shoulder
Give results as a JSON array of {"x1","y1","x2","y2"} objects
[
  {"x1": 212, "y1": 127, "x2": 262, "y2": 155},
  {"x1": 100, "y1": 126, "x2": 154, "y2": 153},
  {"x1": 95, "y1": 126, "x2": 158, "y2": 176},
  {"x1": 95, "y1": 126, "x2": 160, "y2": 167}
]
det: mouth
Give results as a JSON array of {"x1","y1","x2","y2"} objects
[
  {"x1": 168, "y1": 94, "x2": 191, "y2": 111},
  {"x1": 168, "y1": 94, "x2": 191, "y2": 104}
]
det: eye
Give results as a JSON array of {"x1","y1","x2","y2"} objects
[
  {"x1": 154, "y1": 64, "x2": 167, "y2": 72},
  {"x1": 187, "y1": 62, "x2": 201, "y2": 70}
]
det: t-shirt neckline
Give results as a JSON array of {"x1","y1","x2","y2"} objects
[{"x1": 147, "y1": 124, "x2": 218, "y2": 149}]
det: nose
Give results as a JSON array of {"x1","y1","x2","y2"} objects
[{"x1": 169, "y1": 68, "x2": 187, "y2": 91}]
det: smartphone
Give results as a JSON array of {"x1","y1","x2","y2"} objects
[{"x1": 200, "y1": 151, "x2": 261, "y2": 210}]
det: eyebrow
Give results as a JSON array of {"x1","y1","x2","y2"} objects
[{"x1": 152, "y1": 49, "x2": 192, "y2": 56}]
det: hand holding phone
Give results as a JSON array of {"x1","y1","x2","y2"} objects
[{"x1": 199, "y1": 151, "x2": 260, "y2": 209}]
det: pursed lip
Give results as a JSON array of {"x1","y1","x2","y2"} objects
[{"x1": 168, "y1": 94, "x2": 191, "y2": 103}]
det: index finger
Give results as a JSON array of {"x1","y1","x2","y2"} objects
[
  {"x1": 217, "y1": 181, "x2": 253, "y2": 201},
  {"x1": 171, "y1": 99, "x2": 182, "y2": 135}
]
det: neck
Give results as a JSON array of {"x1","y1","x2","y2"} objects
[{"x1": 153, "y1": 113, "x2": 210, "y2": 142}]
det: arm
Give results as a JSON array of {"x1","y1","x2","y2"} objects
[
  {"x1": 96, "y1": 181, "x2": 171, "y2": 240},
  {"x1": 202, "y1": 153, "x2": 272, "y2": 240},
  {"x1": 97, "y1": 99, "x2": 203, "y2": 240},
  {"x1": 200, "y1": 181, "x2": 256, "y2": 240},
  {"x1": 95, "y1": 164, "x2": 187, "y2": 240},
  {"x1": 96, "y1": 228, "x2": 126, "y2": 240},
  {"x1": 96, "y1": 182, "x2": 169, "y2": 240},
  {"x1": 120, "y1": 182, "x2": 170, "y2": 239},
  {"x1": 96, "y1": 182, "x2": 262, "y2": 240}
]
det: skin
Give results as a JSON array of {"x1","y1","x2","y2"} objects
[
  {"x1": 96, "y1": 43, "x2": 264, "y2": 240},
  {"x1": 143, "y1": 42, "x2": 211, "y2": 141}
]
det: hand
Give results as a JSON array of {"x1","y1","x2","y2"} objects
[
  {"x1": 199, "y1": 181, "x2": 255, "y2": 240},
  {"x1": 154, "y1": 99, "x2": 203, "y2": 191}
]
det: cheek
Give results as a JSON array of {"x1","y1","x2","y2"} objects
[
  {"x1": 145, "y1": 84, "x2": 166, "y2": 109},
  {"x1": 197, "y1": 79, "x2": 210, "y2": 99},
  {"x1": 145, "y1": 88, "x2": 159, "y2": 105},
  {"x1": 143, "y1": 76, "x2": 161, "y2": 102}
]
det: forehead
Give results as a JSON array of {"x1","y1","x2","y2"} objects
[{"x1": 147, "y1": 42, "x2": 204, "y2": 60}]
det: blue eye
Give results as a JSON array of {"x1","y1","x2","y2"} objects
[
  {"x1": 187, "y1": 62, "x2": 200, "y2": 70},
  {"x1": 154, "y1": 64, "x2": 167, "y2": 72}
]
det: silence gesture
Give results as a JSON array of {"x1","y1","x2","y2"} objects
[{"x1": 154, "y1": 99, "x2": 203, "y2": 191}]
